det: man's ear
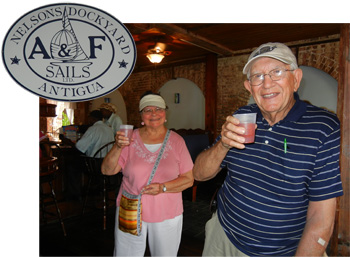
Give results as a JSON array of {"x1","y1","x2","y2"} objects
[
  {"x1": 244, "y1": 80, "x2": 252, "y2": 94},
  {"x1": 293, "y1": 68, "x2": 303, "y2": 92}
]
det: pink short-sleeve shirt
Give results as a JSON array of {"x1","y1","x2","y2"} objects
[{"x1": 117, "y1": 129, "x2": 193, "y2": 223}]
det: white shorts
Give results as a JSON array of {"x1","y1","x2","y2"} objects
[{"x1": 114, "y1": 207, "x2": 183, "y2": 257}]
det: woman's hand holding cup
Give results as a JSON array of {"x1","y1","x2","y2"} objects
[{"x1": 115, "y1": 126, "x2": 133, "y2": 148}]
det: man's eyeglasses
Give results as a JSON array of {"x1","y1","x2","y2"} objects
[
  {"x1": 141, "y1": 107, "x2": 165, "y2": 114},
  {"x1": 248, "y1": 68, "x2": 294, "y2": 87}
]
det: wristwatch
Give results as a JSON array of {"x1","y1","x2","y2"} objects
[{"x1": 162, "y1": 184, "x2": 167, "y2": 193}]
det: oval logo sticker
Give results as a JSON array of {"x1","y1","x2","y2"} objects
[{"x1": 2, "y1": 3, "x2": 136, "y2": 101}]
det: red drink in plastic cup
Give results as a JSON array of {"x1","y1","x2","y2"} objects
[
  {"x1": 237, "y1": 123, "x2": 256, "y2": 143},
  {"x1": 233, "y1": 113, "x2": 257, "y2": 144}
]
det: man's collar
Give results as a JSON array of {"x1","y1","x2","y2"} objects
[{"x1": 283, "y1": 92, "x2": 307, "y2": 122}]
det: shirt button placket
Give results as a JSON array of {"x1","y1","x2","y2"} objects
[{"x1": 265, "y1": 127, "x2": 272, "y2": 144}]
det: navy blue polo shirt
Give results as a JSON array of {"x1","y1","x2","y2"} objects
[{"x1": 216, "y1": 94, "x2": 343, "y2": 256}]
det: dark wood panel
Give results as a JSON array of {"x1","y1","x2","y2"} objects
[
  {"x1": 126, "y1": 23, "x2": 341, "y2": 72},
  {"x1": 332, "y1": 23, "x2": 350, "y2": 257}
]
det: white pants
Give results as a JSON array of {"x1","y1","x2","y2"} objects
[{"x1": 114, "y1": 207, "x2": 183, "y2": 257}]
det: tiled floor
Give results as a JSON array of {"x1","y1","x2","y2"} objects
[
  {"x1": 40, "y1": 181, "x2": 219, "y2": 256},
  {"x1": 182, "y1": 198, "x2": 212, "y2": 240}
]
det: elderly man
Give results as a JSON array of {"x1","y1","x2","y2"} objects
[
  {"x1": 99, "y1": 103, "x2": 123, "y2": 135},
  {"x1": 193, "y1": 42, "x2": 343, "y2": 256}
]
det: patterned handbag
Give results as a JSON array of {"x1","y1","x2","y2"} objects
[{"x1": 118, "y1": 191, "x2": 142, "y2": 235}]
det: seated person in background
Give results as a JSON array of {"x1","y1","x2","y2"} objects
[
  {"x1": 61, "y1": 110, "x2": 115, "y2": 201},
  {"x1": 75, "y1": 110, "x2": 115, "y2": 157},
  {"x1": 99, "y1": 103, "x2": 123, "y2": 136}
]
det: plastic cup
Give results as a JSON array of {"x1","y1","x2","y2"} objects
[
  {"x1": 119, "y1": 125, "x2": 134, "y2": 140},
  {"x1": 233, "y1": 113, "x2": 257, "y2": 143}
]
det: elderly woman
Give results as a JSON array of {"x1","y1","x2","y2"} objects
[{"x1": 102, "y1": 91, "x2": 194, "y2": 257}]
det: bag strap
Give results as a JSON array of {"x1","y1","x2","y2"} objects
[
  {"x1": 146, "y1": 129, "x2": 171, "y2": 185},
  {"x1": 134, "y1": 130, "x2": 170, "y2": 236}
]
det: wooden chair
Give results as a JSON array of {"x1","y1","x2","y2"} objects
[
  {"x1": 183, "y1": 133, "x2": 210, "y2": 202},
  {"x1": 81, "y1": 141, "x2": 122, "y2": 230},
  {"x1": 40, "y1": 156, "x2": 67, "y2": 236},
  {"x1": 172, "y1": 129, "x2": 211, "y2": 202}
]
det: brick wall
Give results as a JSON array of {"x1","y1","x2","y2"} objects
[
  {"x1": 119, "y1": 63, "x2": 205, "y2": 128},
  {"x1": 298, "y1": 42, "x2": 339, "y2": 79},
  {"x1": 217, "y1": 55, "x2": 251, "y2": 136}
]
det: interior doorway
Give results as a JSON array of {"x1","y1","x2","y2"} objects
[{"x1": 159, "y1": 78, "x2": 205, "y2": 130}]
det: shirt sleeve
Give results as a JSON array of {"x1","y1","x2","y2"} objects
[
  {"x1": 176, "y1": 135, "x2": 194, "y2": 174},
  {"x1": 76, "y1": 127, "x2": 94, "y2": 154},
  {"x1": 110, "y1": 114, "x2": 123, "y2": 134},
  {"x1": 308, "y1": 126, "x2": 343, "y2": 201}
]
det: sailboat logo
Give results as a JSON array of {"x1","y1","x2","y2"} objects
[
  {"x1": 3, "y1": 3, "x2": 136, "y2": 102},
  {"x1": 50, "y1": 8, "x2": 88, "y2": 62}
]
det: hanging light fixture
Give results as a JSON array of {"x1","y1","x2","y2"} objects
[
  {"x1": 146, "y1": 53, "x2": 165, "y2": 63},
  {"x1": 146, "y1": 45, "x2": 170, "y2": 64}
]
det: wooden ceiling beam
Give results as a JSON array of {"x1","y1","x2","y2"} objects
[
  {"x1": 124, "y1": 23, "x2": 156, "y2": 35},
  {"x1": 129, "y1": 23, "x2": 235, "y2": 57},
  {"x1": 155, "y1": 23, "x2": 235, "y2": 56},
  {"x1": 125, "y1": 23, "x2": 341, "y2": 71}
]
